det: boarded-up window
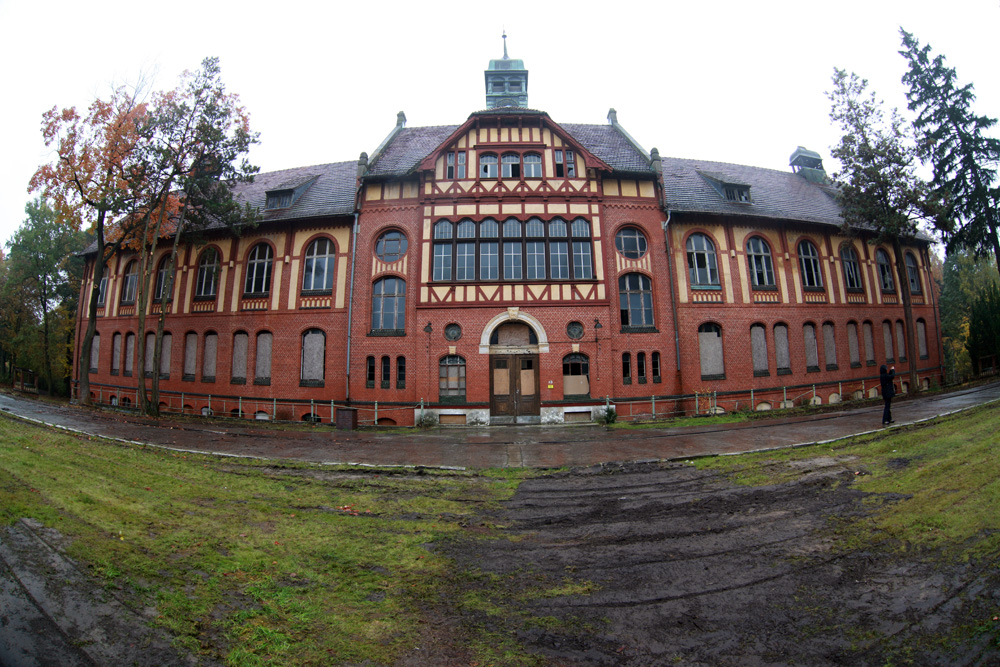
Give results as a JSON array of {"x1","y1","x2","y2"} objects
[
  {"x1": 203, "y1": 333, "x2": 218, "y2": 381},
  {"x1": 231, "y1": 332, "x2": 248, "y2": 384},
  {"x1": 751, "y1": 324, "x2": 768, "y2": 376},
  {"x1": 774, "y1": 324, "x2": 791, "y2": 373},
  {"x1": 803, "y1": 324, "x2": 819, "y2": 372},
  {"x1": 563, "y1": 354, "x2": 590, "y2": 396},
  {"x1": 255, "y1": 332, "x2": 272, "y2": 385},
  {"x1": 863, "y1": 322, "x2": 875, "y2": 365},
  {"x1": 124, "y1": 333, "x2": 135, "y2": 376},
  {"x1": 300, "y1": 329, "x2": 325, "y2": 386},
  {"x1": 895, "y1": 321, "x2": 906, "y2": 362},
  {"x1": 144, "y1": 332, "x2": 156, "y2": 377},
  {"x1": 111, "y1": 333, "x2": 122, "y2": 375},
  {"x1": 184, "y1": 333, "x2": 197, "y2": 380},
  {"x1": 822, "y1": 323, "x2": 837, "y2": 370},
  {"x1": 882, "y1": 321, "x2": 894, "y2": 362},
  {"x1": 520, "y1": 357, "x2": 535, "y2": 396},
  {"x1": 160, "y1": 333, "x2": 172, "y2": 378},
  {"x1": 847, "y1": 322, "x2": 861, "y2": 367},
  {"x1": 89, "y1": 334, "x2": 100, "y2": 373},
  {"x1": 917, "y1": 319, "x2": 928, "y2": 358},
  {"x1": 493, "y1": 358, "x2": 509, "y2": 394},
  {"x1": 698, "y1": 323, "x2": 724, "y2": 379}
]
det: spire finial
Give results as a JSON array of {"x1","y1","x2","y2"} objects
[{"x1": 502, "y1": 30, "x2": 508, "y2": 59}]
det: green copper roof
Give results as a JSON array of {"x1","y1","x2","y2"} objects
[{"x1": 487, "y1": 58, "x2": 525, "y2": 71}]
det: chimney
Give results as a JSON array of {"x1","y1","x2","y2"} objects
[
  {"x1": 396, "y1": 111, "x2": 407, "y2": 128},
  {"x1": 357, "y1": 152, "x2": 368, "y2": 179}
]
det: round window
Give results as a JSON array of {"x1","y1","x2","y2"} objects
[
  {"x1": 444, "y1": 323, "x2": 462, "y2": 341},
  {"x1": 375, "y1": 230, "x2": 408, "y2": 263},
  {"x1": 615, "y1": 227, "x2": 648, "y2": 259},
  {"x1": 567, "y1": 321, "x2": 584, "y2": 340}
]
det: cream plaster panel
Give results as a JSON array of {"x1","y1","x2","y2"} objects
[
  {"x1": 423, "y1": 206, "x2": 433, "y2": 216},
  {"x1": 432, "y1": 285, "x2": 450, "y2": 300},
  {"x1": 435, "y1": 157, "x2": 445, "y2": 181},
  {"x1": 597, "y1": 284, "x2": 605, "y2": 299},
  {"x1": 570, "y1": 204, "x2": 589, "y2": 215},
  {"x1": 525, "y1": 181, "x2": 540, "y2": 191},
  {"x1": 404, "y1": 182, "x2": 418, "y2": 199},
  {"x1": 737, "y1": 254, "x2": 750, "y2": 303},
  {"x1": 542, "y1": 129, "x2": 552, "y2": 145},
  {"x1": 458, "y1": 135, "x2": 468, "y2": 149},
  {"x1": 423, "y1": 218, "x2": 431, "y2": 240},
  {"x1": 288, "y1": 259, "x2": 300, "y2": 309},
  {"x1": 384, "y1": 183, "x2": 400, "y2": 200},
  {"x1": 434, "y1": 205, "x2": 455, "y2": 217},
  {"x1": 639, "y1": 181, "x2": 655, "y2": 198},
  {"x1": 480, "y1": 204, "x2": 499, "y2": 215},
  {"x1": 721, "y1": 255, "x2": 735, "y2": 303},
  {"x1": 503, "y1": 203, "x2": 523, "y2": 215},
  {"x1": 544, "y1": 151, "x2": 554, "y2": 176},
  {"x1": 530, "y1": 127, "x2": 540, "y2": 142},
  {"x1": 420, "y1": 286, "x2": 428, "y2": 302},
  {"x1": 594, "y1": 240, "x2": 605, "y2": 281},
  {"x1": 525, "y1": 203, "x2": 545, "y2": 214},
  {"x1": 515, "y1": 285, "x2": 524, "y2": 301},
  {"x1": 332, "y1": 227, "x2": 351, "y2": 252},
  {"x1": 182, "y1": 264, "x2": 194, "y2": 314},
  {"x1": 421, "y1": 243, "x2": 430, "y2": 283},
  {"x1": 592, "y1": 216, "x2": 601, "y2": 236},
  {"x1": 548, "y1": 203, "x2": 567, "y2": 215},
  {"x1": 458, "y1": 181, "x2": 472, "y2": 192},
  {"x1": 673, "y1": 229, "x2": 689, "y2": 303},
  {"x1": 335, "y1": 259, "x2": 347, "y2": 309},
  {"x1": 457, "y1": 205, "x2": 477, "y2": 215},
  {"x1": 822, "y1": 260, "x2": 834, "y2": 301},
  {"x1": 621, "y1": 180, "x2": 637, "y2": 197},
  {"x1": 489, "y1": 128, "x2": 498, "y2": 143},
  {"x1": 480, "y1": 285, "x2": 498, "y2": 300},
  {"x1": 467, "y1": 149, "x2": 477, "y2": 168},
  {"x1": 270, "y1": 260, "x2": 283, "y2": 310},
  {"x1": 605, "y1": 179, "x2": 620, "y2": 196},
  {"x1": 790, "y1": 260, "x2": 803, "y2": 303},
  {"x1": 230, "y1": 265, "x2": 242, "y2": 311},
  {"x1": 365, "y1": 185, "x2": 381, "y2": 201}
]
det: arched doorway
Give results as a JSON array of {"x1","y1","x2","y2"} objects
[{"x1": 488, "y1": 321, "x2": 540, "y2": 423}]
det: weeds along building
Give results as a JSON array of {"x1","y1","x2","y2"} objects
[{"x1": 74, "y1": 45, "x2": 943, "y2": 425}]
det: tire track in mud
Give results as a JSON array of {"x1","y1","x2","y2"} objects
[{"x1": 452, "y1": 461, "x2": 996, "y2": 666}]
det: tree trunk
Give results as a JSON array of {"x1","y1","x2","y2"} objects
[
  {"x1": 77, "y1": 213, "x2": 108, "y2": 406},
  {"x1": 892, "y1": 239, "x2": 920, "y2": 392}
]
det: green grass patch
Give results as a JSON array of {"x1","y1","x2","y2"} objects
[
  {"x1": 0, "y1": 412, "x2": 543, "y2": 666},
  {"x1": 694, "y1": 401, "x2": 1000, "y2": 559}
]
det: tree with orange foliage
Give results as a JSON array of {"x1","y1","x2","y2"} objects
[{"x1": 30, "y1": 86, "x2": 152, "y2": 405}]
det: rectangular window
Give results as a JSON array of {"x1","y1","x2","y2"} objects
[
  {"x1": 202, "y1": 333, "x2": 217, "y2": 382},
  {"x1": 572, "y1": 241, "x2": 593, "y2": 279},
  {"x1": 555, "y1": 150, "x2": 564, "y2": 178},
  {"x1": 774, "y1": 324, "x2": 791, "y2": 374},
  {"x1": 446, "y1": 152, "x2": 454, "y2": 179},
  {"x1": 550, "y1": 241, "x2": 569, "y2": 279},
  {"x1": 526, "y1": 241, "x2": 546, "y2": 280},
  {"x1": 445, "y1": 152, "x2": 466, "y2": 179},
  {"x1": 433, "y1": 243, "x2": 452, "y2": 281},
  {"x1": 366, "y1": 356, "x2": 375, "y2": 388},
  {"x1": 183, "y1": 332, "x2": 197, "y2": 381},
  {"x1": 396, "y1": 356, "x2": 406, "y2": 389},
  {"x1": 503, "y1": 241, "x2": 522, "y2": 280},
  {"x1": 254, "y1": 332, "x2": 272, "y2": 385},
  {"x1": 555, "y1": 150, "x2": 576, "y2": 178},
  {"x1": 637, "y1": 352, "x2": 647, "y2": 383},
  {"x1": 97, "y1": 276, "x2": 108, "y2": 307},
  {"x1": 231, "y1": 332, "x2": 248, "y2": 384},
  {"x1": 480, "y1": 242, "x2": 498, "y2": 280},
  {"x1": 652, "y1": 351, "x2": 662, "y2": 382},
  {"x1": 622, "y1": 352, "x2": 631, "y2": 385},
  {"x1": 823, "y1": 323, "x2": 838, "y2": 370},
  {"x1": 111, "y1": 333, "x2": 122, "y2": 375},
  {"x1": 456, "y1": 242, "x2": 475, "y2": 280},
  {"x1": 751, "y1": 325, "x2": 769, "y2": 376}
]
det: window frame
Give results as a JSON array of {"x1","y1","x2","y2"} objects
[
  {"x1": 619, "y1": 272, "x2": 655, "y2": 331},
  {"x1": 840, "y1": 245, "x2": 863, "y2": 291},
  {"x1": 194, "y1": 248, "x2": 219, "y2": 299},
  {"x1": 746, "y1": 236, "x2": 775, "y2": 289},
  {"x1": 302, "y1": 237, "x2": 336, "y2": 294},
  {"x1": 797, "y1": 240, "x2": 824, "y2": 290},
  {"x1": 479, "y1": 153, "x2": 498, "y2": 179},
  {"x1": 438, "y1": 355, "x2": 466, "y2": 403},
  {"x1": 243, "y1": 243, "x2": 273, "y2": 296},
  {"x1": 686, "y1": 232, "x2": 720, "y2": 288},
  {"x1": 120, "y1": 260, "x2": 138, "y2": 305},
  {"x1": 876, "y1": 249, "x2": 895, "y2": 292},
  {"x1": 375, "y1": 230, "x2": 408, "y2": 263},
  {"x1": 905, "y1": 252, "x2": 922, "y2": 294},
  {"x1": 370, "y1": 276, "x2": 406, "y2": 334},
  {"x1": 153, "y1": 256, "x2": 173, "y2": 302}
]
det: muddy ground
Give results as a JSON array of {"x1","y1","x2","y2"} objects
[{"x1": 442, "y1": 459, "x2": 999, "y2": 667}]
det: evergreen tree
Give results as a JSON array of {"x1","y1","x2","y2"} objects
[
  {"x1": 899, "y1": 29, "x2": 1000, "y2": 279},
  {"x1": 966, "y1": 282, "x2": 1000, "y2": 375}
]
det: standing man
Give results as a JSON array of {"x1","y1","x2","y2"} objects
[{"x1": 880, "y1": 364, "x2": 896, "y2": 425}]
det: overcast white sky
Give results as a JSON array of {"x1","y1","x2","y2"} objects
[{"x1": 1, "y1": 0, "x2": 997, "y2": 250}]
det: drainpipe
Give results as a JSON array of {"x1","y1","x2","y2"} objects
[
  {"x1": 345, "y1": 153, "x2": 367, "y2": 402},
  {"x1": 662, "y1": 209, "x2": 682, "y2": 373}
]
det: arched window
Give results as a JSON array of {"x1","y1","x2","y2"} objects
[
  {"x1": 396, "y1": 356, "x2": 406, "y2": 389},
  {"x1": 366, "y1": 356, "x2": 375, "y2": 388},
  {"x1": 698, "y1": 323, "x2": 725, "y2": 379},
  {"x1": 615, "y1": 227, "x2": 648, "y2": 259},
  {"x1": 303, "y1": 238, "x2": 335, "y2": 292},
  {"x1": 153, "y1": 256, "x2": 172, "y2": 301},
  {"x1": 751, "y1": 324, "x2": 769, "y2": 376},
  {"x1": 876, "y1": 249, "x2": 895, "y2": 292},
  {"x1": 841, "y1": 245, "x2": 863, "y2": 291},
  {"x1": 863, "y1": 321, "x2": 875, "y2": 365},
  {"x1": 371, "y1": 277, "x2": 405, "y2": 332},
  {"x1": 562, "y1": 353, "x2": 590, "y2": 397},
  {"x1": 202, "y1": 332, "x2": 218, "y2": 382},
  {"x1": 195, "y1": 249, "x2": 219, "y2": 298},
  {"x1": 619, "y1": 273, "x2": 654, "y2": 328},
  {"x1": 746, "y1": 237, "x2": 775, "y2": 288},
  {"x1": 651, "y1": 351, "x2": 662, "y2": 382},
  {"x1": 501, "y1": 153, "x2": 521, "y2": 178},
  {"x1": 300, "y1": 329, "x2": 325, "y2": 386},
  {"x1": 523, "y1": 153, "x2": 542, "y2": 178},
  {"x1": 905, "y1": 252, "x2": 922, "y2": 294},
  {"x1": 822, "y1": 322, "x2": 838, "y2": 370},
  {"x1": 120, "y1": 261, "x2": 138, "y2": 304},
  {"x1": 244, "y1": 243, "x2": 273, "y2": 295},
  {"x1": 480, "y1": 153, "x2": 498, "y2": 178},
  {"x1": 686, "y1": 233, "x2": 719, "y2": 287},
  {"x1": 803, "y1": 323, "x2": 819, "y2": 372},
  {"x1": 124, "y1": 333, "x2": 135, "y2": 377},
  {"x1": 798, "y1": 241, "x2": 823, "y2": 289},
  {"x1": 231, "y1": 331, "x2": 248, "y2": 384},
  {"x1": 375, "y1": 230, "x2": 407, "y2": 263},
  {"x1": 774, "y1": 324, "x2": 791, "y2": 374},
  {"x1": 111, "y1": 332, "x2": 122, "y2": 375},
  {"x1": 160, "y1": 333, "x2": 172, "y2": 378},
  {"x1": 917, "y1": 319, "x2": 928, "y2": 358},
  {"x1": 622, "y1": 352, "x2": 632, "y2": 385},
  {"x1": 847, "y1": 322, "x2": 861, "y2": 368},
  {"x1": 183, "y1": 332, "x2": 197, "y2": 381},
  {"x1": 381, "y1": 355, "x2": 391, "y2": 389},
  {"x1": 439, "y1": 355, "x2": 466, "y2": 402},
  {"x1": 882, "y1": 320, "x2": 894, "y2": 362},
  {"x1": 254, "y1": 331, "x2": 272, "y2": 385},
  {"x1": 637, "y1": 352, "x2": 647, "y2": 383},
  {"x1": 895, "y1": 320, "x2": 907, "y2": 362},
  {"x1": 96, "y1": 264, "x2": 109, "y2": 306},
  {"x1": 89, "y1": 333, "x2": 100, "y2": 373}
]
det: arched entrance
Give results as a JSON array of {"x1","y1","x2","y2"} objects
[{"x1": 487, "y1": 320, "x2": 541, "y2": 424}]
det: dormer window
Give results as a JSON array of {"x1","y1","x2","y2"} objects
[
  {"x1": 724, "y1": 185, "x2": 751, "y2": 202},
  {"x1": 266, "y1": 190, "x2": 293, "y2": 210}
]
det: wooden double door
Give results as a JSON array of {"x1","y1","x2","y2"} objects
[{"x1": 490, "y1": 354, "x2": 540, "y2": 421}]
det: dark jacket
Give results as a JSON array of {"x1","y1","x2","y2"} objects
[{"x1": 880, "y1": 365, "x2": 895, "y2": 399}]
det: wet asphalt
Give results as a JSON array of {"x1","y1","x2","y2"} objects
[{"x1": 1, "y1": 382, "x2": 998, "y2": 666}]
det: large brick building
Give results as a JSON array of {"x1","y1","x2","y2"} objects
[{"x1": 74, "y1": 44, "x2": 942, "y2": 426}]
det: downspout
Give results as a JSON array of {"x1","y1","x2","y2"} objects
[
  {"x1": 345, "y1": 152, "x2": 368, "y2": 403},
  {"x1": 662, "y1": 209, "x2": 682, "y2": 371}
]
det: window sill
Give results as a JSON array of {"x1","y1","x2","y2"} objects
[
  {"x1": 806, "y1": 366, "x2": 820, "y2": 373},
  {"x1": 366, "y1": 381, "x2": 375, "y2": 388},
  {"x1": 254, "y1": 378, "x2": 271, "y2": 386},
  {"x1": 193, "y1": 294, "x2": 217, "y2": 302},
  {"x1": 638, "y1": 377, "x2": 647, "y2": 384},
  {"x1": 182, "y1": 374, "x2": 195, "y2": 382},
  {"x1": 381, "y1": 381, "x2": 390, "y2": 389},
  {"x1": 753, "y1": 370, "x2": 770, "y2": 378},
  {"x1": 241, "y1": 293, "x2": 270, "y2": 299},
  {"x1": 110, "y1": 370, "x2": 119, "y2": 376},
  {"x1": 803, "y1": 287, "x2": 826, "y2": 293},
  {"x1": 652, "y1": 376, "x2": 661, "y2": 384},
  {"x1": 623, "y1": 377, "x2": 632, "y2": 385},
  {"x1": 777, "y1": 368, "x2": 792, "y2": 376},
  {"x1": 750, "y1": 285, "x2": 778, "y2": 292},
  {"x1": 368, "y1": 329, "x2": 405, "y2": 337},
  {"x1": 201, "y1": 376, "x2": 216, "y2": 383},
  {"x1": 691, "y1": 285, "x2": 722, "y2": 291},
  {"x1": 620, "y1": 326, "x2": 659, "y2": 334},
  {"x1": 701, "y1": 374, "x2": 725, "y2": 381},
  {"x1": 867, "y1": 360, "x2": 877, "y2": 367},
  {"x1": 438, "y1": 396, "x2": 467, "y2": 405},
  {"x1": 300, "y1": 380, "x2": 325, "y2": 388},
  {"x1": 826, "y1": 364, "x2": 839, "y2": 371},
  {"x1": 231, "y1": 377, "x2": 246, "y2": 385},
  {"x1": 850, "y1": 362, "x2": 863, "y2": 369},
  {"x1": 396, "y1": 382, "x2": 406, "y2": 390},
  {"x1": 920, "y1": 355, "x2": 929, "y2": 361},
  {"x1": 301, "y1": 289, "x2": 333, "y2": 297}
]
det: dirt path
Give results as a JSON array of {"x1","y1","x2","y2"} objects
[{"x1": 447, "y1": 460, "x2": 999, "y2": 666}]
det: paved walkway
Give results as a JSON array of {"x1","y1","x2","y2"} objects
[{"x1": 2, "y1": 381, "x2": 999, "y2": 469}]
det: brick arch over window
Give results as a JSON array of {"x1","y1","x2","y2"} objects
[{"x1": 478, "y1": 310, "x2": 550, "y2": 354}]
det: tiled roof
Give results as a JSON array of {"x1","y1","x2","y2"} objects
[
  {"x1": 244, "y1": 161, "x2": 357, "y2": 222},
  {"x1": 562, "y1": 124, "x2": 654, "y2": 174},
  {"x1": 365, "y1": 126, "x2": 460, "y2": 178},
  {"x1": 660, "y1": 156, "x2": 844, "y2": 227}
]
